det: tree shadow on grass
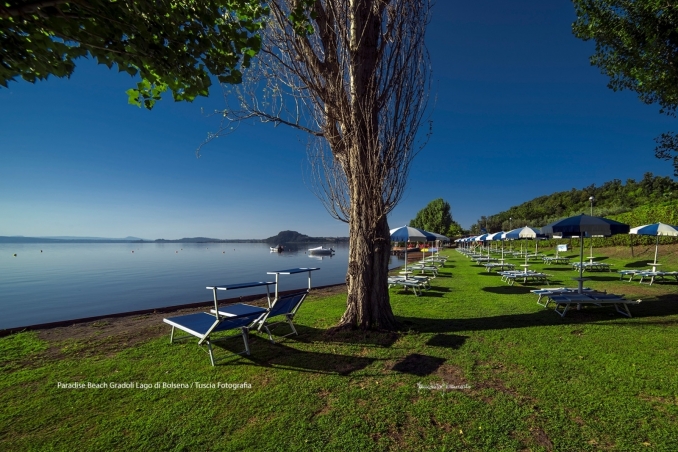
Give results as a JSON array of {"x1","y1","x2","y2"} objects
[
  {"x1": 396, "y1": 294, "x2": 678, "y2": 334},
  {"x1": 223, "y1": 340, "x2": 380, "y2": 375},
  {"x1": 396, "y1": 311, "x2": 570, "y2": 333},
  {"x1": 291, "y1": 324, "x2": 401, "y2": 347},
  {"x1": 416, "y1": 292, "x2": 448, "y2": 298},
  {"x1": 426, "y1": 334, "x2": 468, "y2": 349},
  {"x1": 605, "y1": 295, "x2": 678, "y2": 324},
  {"x1": 482, "y1": 286, "x2": 533, "y2": 295},
  {"x1": 594, "y1": 294, "x2": 678, "y2": 321},
  {"x1": 624, "y1": 260, "x2": 655, "y2": 268},
  {"x1": 427, "y1": 286, "x2": 451, "y2": 293},
  {"x1": 391, "y1": 353, "x2": 445, "y2": 376},
  {"x1": 580, "y1": 275, "x2": 622, "y2": 282}
]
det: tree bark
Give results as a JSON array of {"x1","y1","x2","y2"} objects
[
  {"x1": 340, "y1": 197, "x2": 397, "y2": 329},
  {"x1": 334, "y1": 1, "x2": 397, "y2": 330}
]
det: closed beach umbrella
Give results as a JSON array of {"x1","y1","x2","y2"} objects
[
  {"x1": 542, "y1": 214, "x2": 630, "y2": 292},
  {"x1": 629, "y1": 222, "x2": 678, "y2": 265},
  {"x1": 504, "y1": 226, "x2": 543, "y2": 240},
  {"x1": 504, "y1": 226, "x2": 545, "y2": 265},
  {"x1": 475, "y1": 233, "x2": 489, "y2": 257},
  {"x1": 390, "y1": 226, "x2": 436, "y2": 270},
  {"x1": 487, "y1": 231, "x2": 506, "y2": 259}
]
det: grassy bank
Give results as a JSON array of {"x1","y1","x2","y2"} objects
[{"x1": 1, "y1": 245, "x2": 678, "y2": 451}]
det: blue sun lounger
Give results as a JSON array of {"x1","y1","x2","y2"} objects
[
  {"x1": 163, "y1": 281, "x2": 275, "y2": 366},
  {"x1": 213, "y1": 291, "x2": 309, "y2": 343},
  {"x1": 388, "y1": 276, "x2": 427, "y2": 296},
  {"x1": 213, "y1": 268, "x2": 319, "y2": 343},
  {"x1": 546, "y1": 292, "x2": 640, "y2": 318}
]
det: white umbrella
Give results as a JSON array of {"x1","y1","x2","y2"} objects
[
  {"x1": 504, "y1": 227, "x2": 545, "y2": 267},
  {"x1": 629, "y1": 222, "x2": 678, "y2": 265}
]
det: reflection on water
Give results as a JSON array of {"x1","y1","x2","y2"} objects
[
  {"x1": 0, "y1": 242, "x2": 399, "y2": 328},
  {"x1": 307, "y1": 254, "x2": 333, "y2": 261}
]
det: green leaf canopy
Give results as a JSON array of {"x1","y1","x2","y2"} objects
[
  {"x1": 409, "y1": 198, "x2": 457, "y2": 236},
  {"x1": 1, "y1": 0, "x2": 268, "y2": 108}
]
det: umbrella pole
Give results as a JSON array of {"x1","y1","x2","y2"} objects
[
  {"x1": 654, "y1": 235, "x2": 659, "y2": 265},
  {"x1": 405, "y1": 244, "x2": 408, "y2": 272},
  {"x1": 578, "y1": 233, "x2": 584, "y2": 293}
]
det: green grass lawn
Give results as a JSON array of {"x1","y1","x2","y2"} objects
[{"x1": 2, "y1": 245, "x2": 678, "y2": 451}]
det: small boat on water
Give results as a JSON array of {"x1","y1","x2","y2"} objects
[
  {"x1": 270, "y1": 245, "x2": 284, "y2": 252},
  {"x1": 308, "y1": 246, "x2": 335, "y2": 255}
]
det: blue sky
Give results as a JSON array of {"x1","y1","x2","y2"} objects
[{"x1": 1, "y1": 1, "x2": 675, "y2": 239}]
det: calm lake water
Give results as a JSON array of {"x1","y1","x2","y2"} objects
[{"x1": 0, "y1": 242, "x2": 403, "y2": 329}]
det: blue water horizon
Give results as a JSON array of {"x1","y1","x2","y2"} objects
[{"x1": 0, "y1": 242, "x2": 402, "y2": 329}]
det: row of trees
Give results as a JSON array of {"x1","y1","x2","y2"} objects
[{"x1": 471, "y1": 173, "x2": 678, "y2": 233}]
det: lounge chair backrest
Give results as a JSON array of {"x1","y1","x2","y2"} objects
[{"x1": 269, "y1": 291, "x2": 308, "y2": 317}]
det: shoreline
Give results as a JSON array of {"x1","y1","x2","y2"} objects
[{"x1": 0, "y1": 282, "x2": 349, "y2": 337}]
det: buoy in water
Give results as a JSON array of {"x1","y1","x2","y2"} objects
[
  {"x1": 13, "y1": 253, "x2": 17, "y2": 257},
  {"x1": 131, "y1": 251, "x2": 134, "y2": 253}
]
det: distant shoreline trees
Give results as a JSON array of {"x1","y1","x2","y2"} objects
[{"x1": 409, "y1": 198, "x2": 463, "y2": 238}]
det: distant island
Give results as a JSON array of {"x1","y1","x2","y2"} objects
[
  {"x1": 0, "y1": 231, "x2": 348, "y2": 244},
  {"x1": 264, "y1": 230, "x2": 347, "y2": 244}
]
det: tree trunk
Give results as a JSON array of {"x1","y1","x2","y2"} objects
[
  {"x1": 339, "y1": 196, "x2": 397, "y2": 330},
  {"x1": 335, "y1": 1, "x2": 396, "y2": 330}
]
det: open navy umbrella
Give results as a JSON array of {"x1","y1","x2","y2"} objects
[
  {"x1": 629, "y1": 222, "x2": 678, "y2": 266},
  {"x1": 542, "y1": 214, "x2": 630, "y2": 292},
  {"x1": 390, "y1": 226, "x2": 436, "y2": 271},
  {"x1": 430, "y1": 232, "x2": 449, "y2": 242},
  {"x1": 541, "y1": 214, "x2": 629, "y2": 237}
]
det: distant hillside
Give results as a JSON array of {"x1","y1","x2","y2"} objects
[
  {"x1": 0, "y1": 236, "x2": 146, "y2": 244},
  {"x1": 265, "y1": 230, "x2": 348, "y2": 244},
  {"x1": 39, "y1": 236, "x2": 144, "y2": 241},
  {"x1": 472, "y1": 172, "x2": 678, "y2": 232},
  {"x1": 1, "y1": 233, "x2": 348, "y2": 244},
  {"x1": 153, "y1": 237, "x2": 244, "y2": 243}
]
